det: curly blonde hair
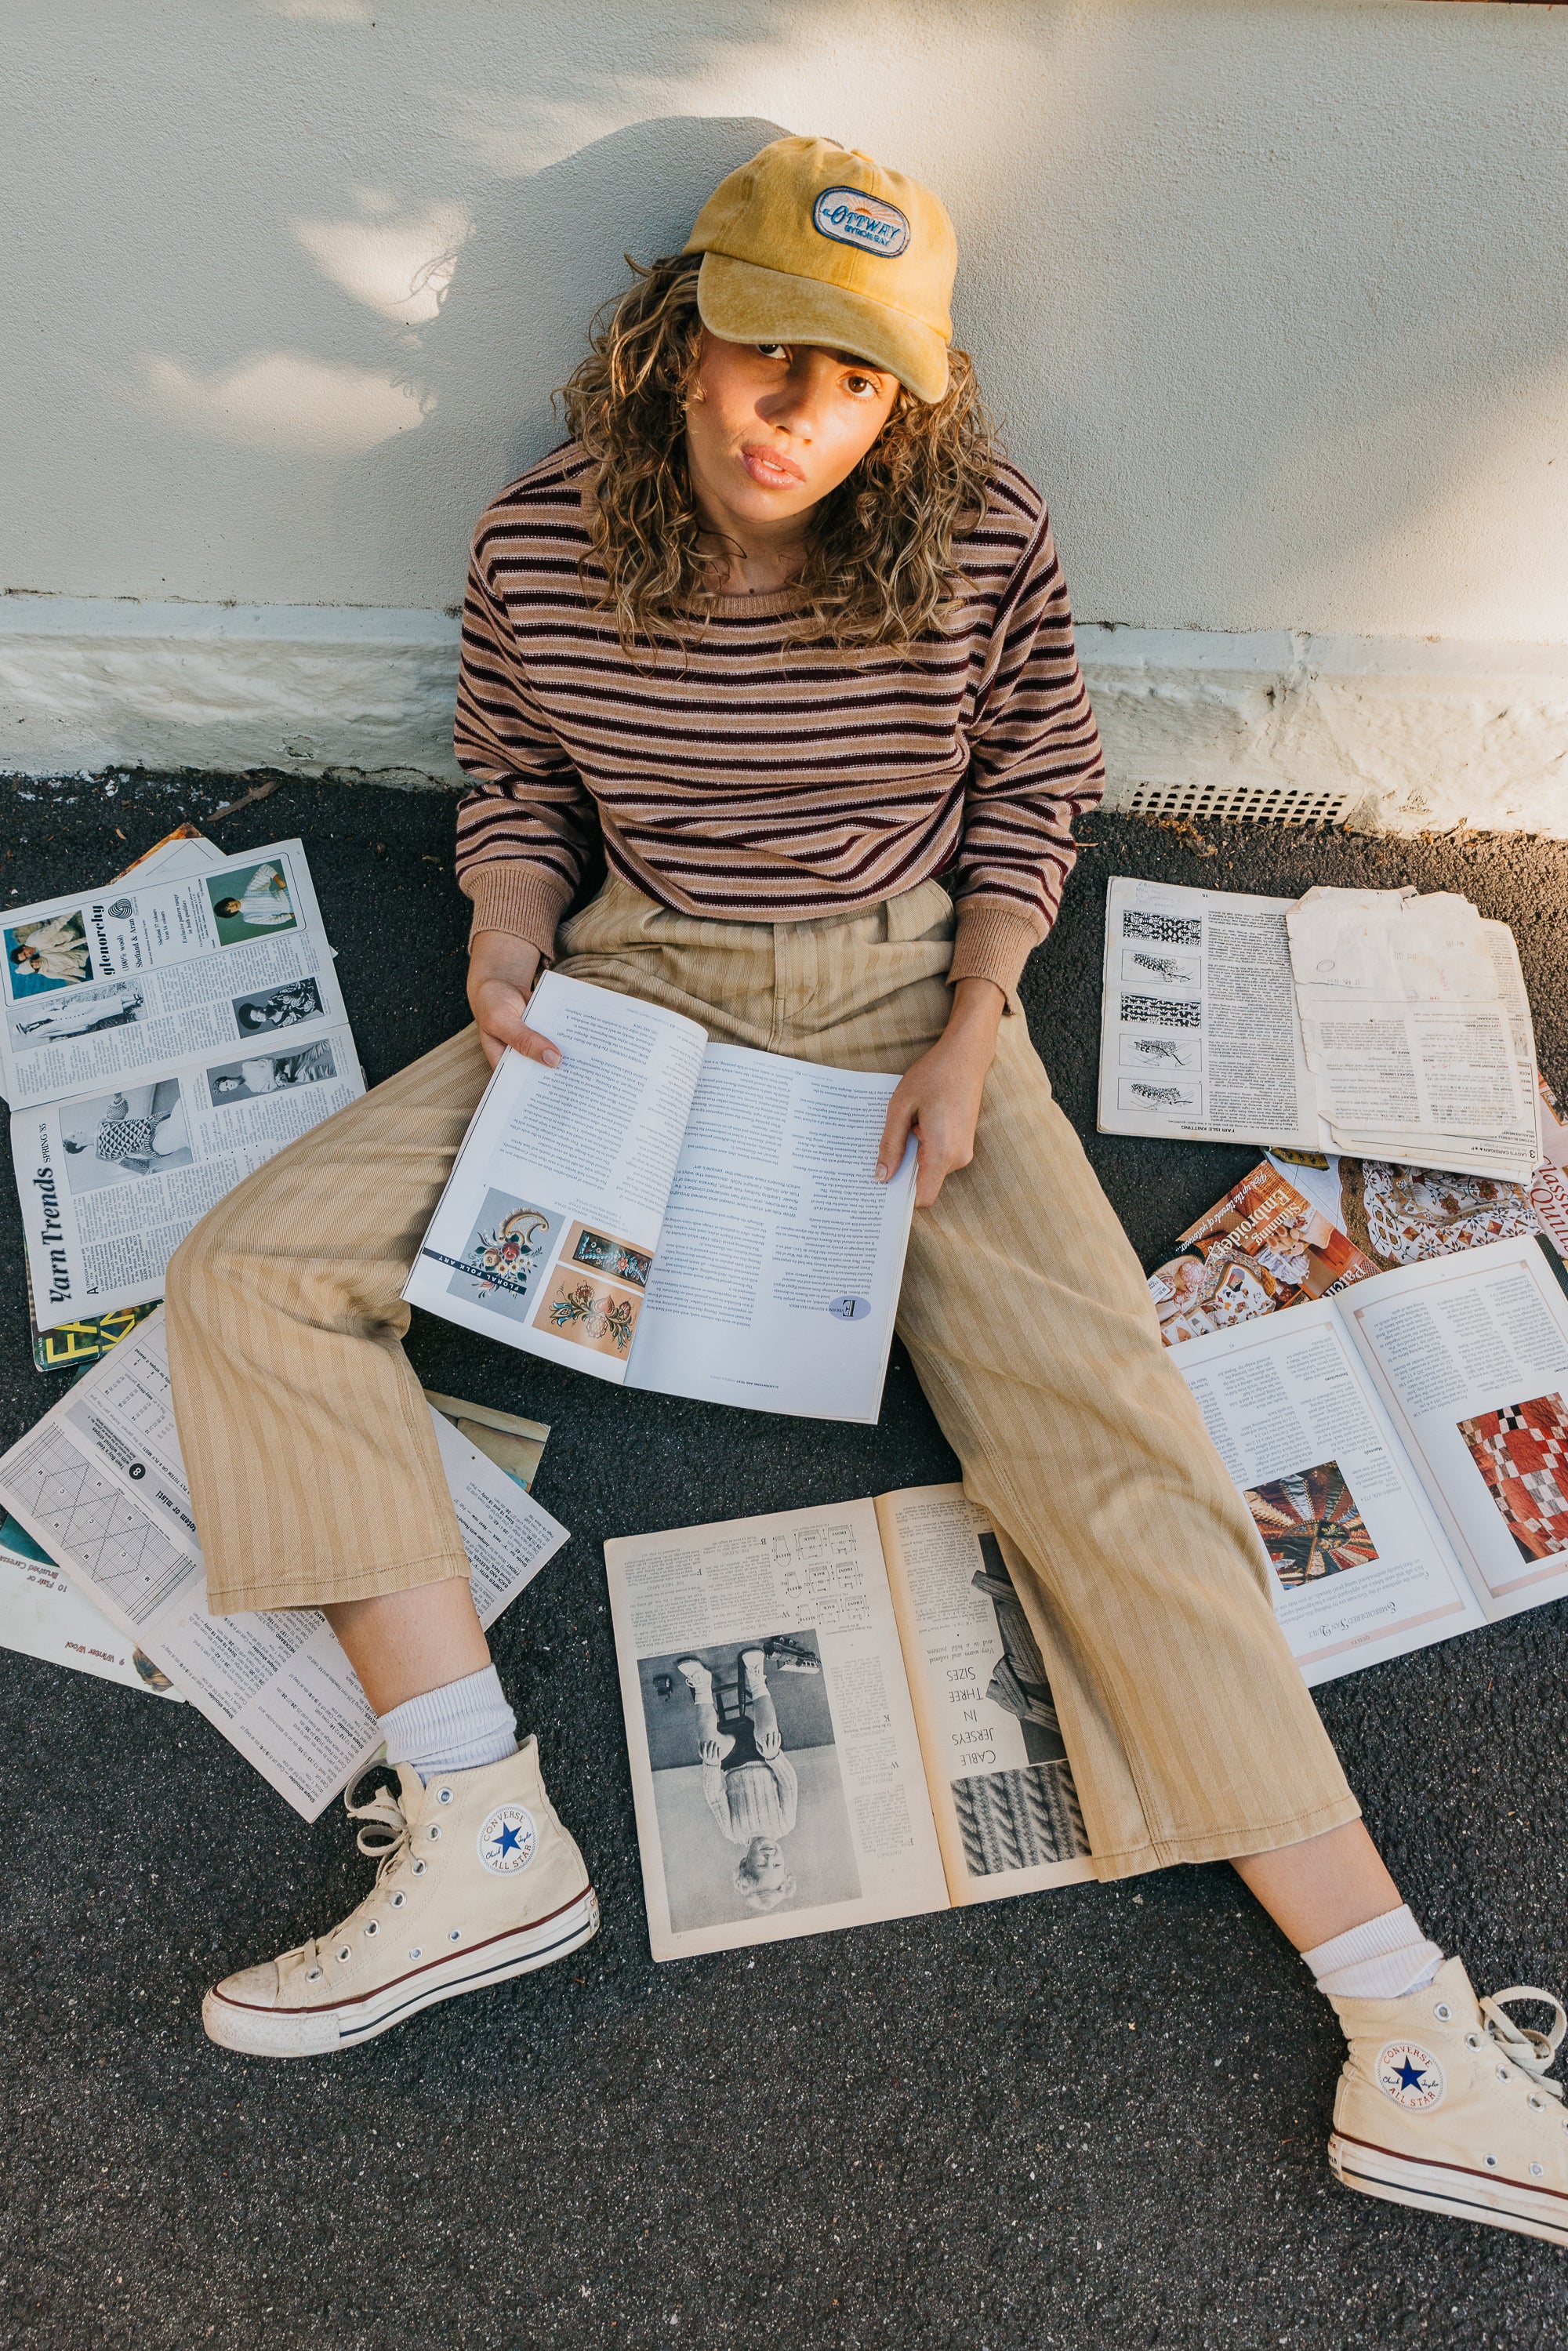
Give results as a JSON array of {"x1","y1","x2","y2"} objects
[{"x1": 560, "y1": 253, "x2": 995, "y2": 656}]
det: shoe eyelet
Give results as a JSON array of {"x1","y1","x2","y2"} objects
[
  {"x1": 1530, "y1": 2095, "x2": 1545, "y2": 2110},
  {"x1": 427, "y1": 1825, "x2": 441, "y2": 1841},
  {"x1": 1485, "y1": 2155, "x2": 1498, "y2": 2168},
  {"x1": 337, "y1": 1945, "x2": 351, "y2": 1963},
  {"x1": 449, "y1": 1928, "x2": 461, "y2": 1943},
  {"x1": 437, "y1": 1788, "x2": 453, "y2": 1805},
  {"x1": 412, "y1": 1859, "x2": 427, "y2": 1875},
  {"x1": 307, "y1": 1968, "x2": 322, "y2": 1983},
  {"x1": 1465, "y1": 2033, "x2": 1482, "y2": 2048},
  {"x1": 365, "y1": 1920, "x2": 379, "y2": 1938},
  {"x1": 1433, "y1": 2002, "x2": 1452, "y2": 2021},
  {"x1": 408, "y1": 1946, "x2": 423, "y2": 1961},
  {"x1": 1533, "y1": 2163, "x2": 1545, "y2": 2179},
  {"x1": 391, "y1": 1891, "x2": 406, "y2": 1910},
  {"x1": 1497, "y1": 2065, "x2": 1511, "y2": 2082}
]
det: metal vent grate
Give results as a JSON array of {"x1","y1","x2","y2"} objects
[{"x1": 1113, "y1": 778, "x2": 1352, "y2": 827}]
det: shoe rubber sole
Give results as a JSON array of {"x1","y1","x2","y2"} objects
[
  {"x1": 202, "y1": 1886, "x2": 600, "y2": 2059},
  {"x1": 1330, "y1": 2128, "x2": 1568, "y2": 2248}
]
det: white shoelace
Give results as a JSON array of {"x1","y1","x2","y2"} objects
[
  {"x1": 1480, "y1": 1986, "x2": 1568, "y2": 2100},
  {"x1": 274, "y1": 1777, "x2": 416, "y2": 1988}
]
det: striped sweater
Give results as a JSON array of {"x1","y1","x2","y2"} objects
[{"x1": 454, "y1": 442, "x2": 1104, "y2": 994}]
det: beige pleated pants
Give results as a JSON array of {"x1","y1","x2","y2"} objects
[{"x1": 165, "y1": 877, "x2": 1359, "y2": 1881}]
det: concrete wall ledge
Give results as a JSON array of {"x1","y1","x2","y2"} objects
[{"x1": 3, "y1": 597, "x2": 1566, "y2": 834}]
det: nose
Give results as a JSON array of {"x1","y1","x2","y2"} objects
[{"x1": 757, "y1": 368, "x2": 818, "y2": 441}]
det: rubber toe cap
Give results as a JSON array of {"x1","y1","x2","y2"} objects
[{"x1": 212, "y1": 1960, "x2": 281, "y2": 2009}]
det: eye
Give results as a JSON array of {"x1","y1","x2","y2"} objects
[
  {"x1": 844, "y1": 372, "x2": 884, "y2": 399},
  {"x1": 755, "y1": 343, "x2": 789, "y2": 361}
]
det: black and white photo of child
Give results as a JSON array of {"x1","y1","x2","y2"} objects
[
  {"x1": 206, "y1": 1041, "x2": 337, "y2": 1106},
  {"x1": 230, "y1": 979, "x2": 324, "y2": 1036},
  {"x1": 60, "y1": 1079, "x2": 194, "y2": 1194},
  {"x1": 638, "y1": 1632, "x2": 861, "y2": 1933}
]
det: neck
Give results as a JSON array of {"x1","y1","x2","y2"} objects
[{"x1": 690, "y1": 487, "x2": 815, "y2": 598}]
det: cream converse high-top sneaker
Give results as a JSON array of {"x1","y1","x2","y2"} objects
[
  {"x1": 203, "y1": 1736, "x2": 598, "y2": 2058},
  {"x1": 1329, "y1": 1957, "x2": 1568, "y2": 2245}
]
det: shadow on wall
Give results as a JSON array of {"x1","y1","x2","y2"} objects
[{"x1": 364, "y1": 115, "x2": 789, "y2": 589}]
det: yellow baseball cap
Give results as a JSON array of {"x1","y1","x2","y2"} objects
[{"x1": 684, "y1": 136, "x2": 956, "y2": 405}]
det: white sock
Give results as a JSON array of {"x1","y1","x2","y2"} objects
[
  {"x1": 1302, "y1": 1903, "x2": 1444, "y2": 2001},
  {"x1": 379, "y1": 1663, "x2": 517, "y2": 1781}
]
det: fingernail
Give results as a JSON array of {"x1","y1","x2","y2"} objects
[
  {"x1": 874, "y1": 1163, "x2": 887, "y2": 1181},
  {"x1": 543, "y1": 1047, "x2": 561, "y2": 1068}
]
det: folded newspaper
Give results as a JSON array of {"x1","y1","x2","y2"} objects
[
  {"x1": 605, "y1": 1487, "x2": 1093, "y2": 1960},
  {"x1": 1097, "y1": 875, "x2": 1540, "y2": 1184},
  {"x1": 405, "y1": 971, "x2": 919, "y2": 1423},
  {"x1": 0, "y1": 1314, "x2": 568, "y2": 1819},
  {"x1": 3, "y1": 833, "x2": 365, "y2": 1341}
]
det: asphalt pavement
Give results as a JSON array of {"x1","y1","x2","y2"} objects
[{"x1": 5, "y1": 771, "x2": 1568, "y2": 2350}]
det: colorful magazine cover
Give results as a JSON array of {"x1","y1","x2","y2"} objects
[{"x1": 1148, "y1": 1162, "x2": 1380, "y2": 1346}]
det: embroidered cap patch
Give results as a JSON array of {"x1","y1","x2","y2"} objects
[
  {"x1": 811, "y1": 187, "x2": 910, "y2": 258},
  {"x1": 477, "y1": 1803, "x2": 537, "y2": 1874},
  {"x1": 1375, "y1": 2041, "x2": 1445, "y2": 2111}
]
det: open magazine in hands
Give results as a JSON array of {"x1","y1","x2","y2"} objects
[
  {"x1": 404, "y1": 972, "x2": 920, "y2": 1424},
  {"x1": 604, "y1": 1486, "x2": 1093, "y2": 1960}
]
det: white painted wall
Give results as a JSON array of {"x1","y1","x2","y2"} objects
[{"x1": 5, "y1": 1, "x2": 1568, "y2": 819}]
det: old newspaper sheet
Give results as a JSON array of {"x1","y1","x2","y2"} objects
[{"x1": 0, "y1": 1313, "x2": 568, "y2": 1818}]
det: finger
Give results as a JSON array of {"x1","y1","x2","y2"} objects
[
  {"x1": 875, "y1": 1093, "x2": 916, "y2": 1182},
  {"x1": 507, "y1": 1021, "x2": 561, "y2": 1068},
  {"x1": 913, "y1": 1133, "x2": 969, "y2": 1210}
]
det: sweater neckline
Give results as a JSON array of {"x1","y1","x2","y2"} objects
[{"x1": 704, "y1": 585, "x2": 807, "y2": 619}]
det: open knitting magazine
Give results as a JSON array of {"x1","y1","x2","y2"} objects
[
  {"x1": 1165, "y1": 1231, "x2": 1568, "y2": 1685},
  {"x1": 405, "y1": 971, "x2": 918, "y2": 1423},
  {"x1": 604, "y1": 1486, "x2": 1094, "y2": 1961}
]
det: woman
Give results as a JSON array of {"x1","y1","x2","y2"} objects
[{"x1": 167, "y1": 139, "x2": 1566, "y2": 2243}]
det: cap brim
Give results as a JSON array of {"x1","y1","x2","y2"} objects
[{"x1": 696, "y1": 253, "x2": 949, "y2": 405}]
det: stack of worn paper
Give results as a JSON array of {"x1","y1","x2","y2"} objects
[{"x1": 1285, "y1": 888, "x2": 1540, "y2": 1182}]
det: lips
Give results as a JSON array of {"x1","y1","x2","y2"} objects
[{"x1": 740, "y1": 443, "x2": 804, "y2": 488}]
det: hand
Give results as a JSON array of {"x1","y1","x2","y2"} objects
[
  {"x1": 699, "y1": 1736, "x2": 727, "y2": 1766},
  {"x1": 875, "y1": 978, "x2": 1005, "y2": 1210},
  {"x1": 466, "y1": 931, "x2": 561, "y2": 1072}
]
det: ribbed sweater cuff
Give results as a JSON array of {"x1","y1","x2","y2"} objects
[
  {"x1": 947, "y1": 902, "x2": 1047, "y2": 995},
  {"x1": 461, "y1": 862, "x2": 575, "y2": 962}
]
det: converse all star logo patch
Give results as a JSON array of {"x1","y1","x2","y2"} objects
[
  {"x1": 1375, "y1": 2041, "x2": 1445, "y2": 2110},
  {"x1": 477, "y1": 1804, "x2": 537, "y2": 1874},
  {"x1": 811, "y1": 187, "x2": 910, "y2": 257}
]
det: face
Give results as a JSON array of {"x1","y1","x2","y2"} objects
[
  {"x1": 744, "y1": 1836, "x2": 788, "y2": 1888},
  {"x1": 685, "y1": 332, "x2": 900, "y2": 529}
]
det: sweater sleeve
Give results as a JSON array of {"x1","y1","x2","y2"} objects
[
  {"x1": 452, "y1": 518, "x2": 601, "y2": 958},
  {"x1": 946, "y1": 500, "x2": 1105, "y2": 995}
]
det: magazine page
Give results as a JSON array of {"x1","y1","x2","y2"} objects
[
  {"x1": 402, "y1": 971, "x2": 709, "y2": 1387},
  {"x1": 1171, "y1": 1299, "x2": 1486, "y2": 1683},
  {"x1": 624, "y1": 1046, "x2": 918, "y2": 1423},
  {"x1": 13, "y1": 1026, "x2": 363, "y2": 1333},
  {"x1": 1097, "y1": 875, "x2": 1319, "y2": 1148},
  {"x1": 604, "y1": 1497, "x2": 950, "y2": 1959},
  {"x1": 1, "y1": 838, "x2": 349, "y2": 1110},
  {"x1": 1338, "y1": 1235, "x2": 1568, "y2": 1619},
  {"x1": 0, "y1": 1510, "x2": 180, "y2": 1699},
  {"x1": 873, "y1": 1483, "x2": 1093, "y2": 1906},
  {"x1": 0, "y1": 1313, "x2": 570, "y2": 1819},
  {"x1": 1286, "y1": 892, "x2": 1536, "y2": 1182},
  {"x1": 1149, "y1": 1161, "x2": 1379, "y2": 1346}
]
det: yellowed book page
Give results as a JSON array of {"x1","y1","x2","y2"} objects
[
  {"x1": 874, "y1": 1482, "x2": 1094, "y2": 1907},
  {"x1": 423, "y1": 1392, "x2": 550, "y2": 1493},
  {"x1": 604, "y1": 1497, "x2": 950, "y2": 1960}
]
